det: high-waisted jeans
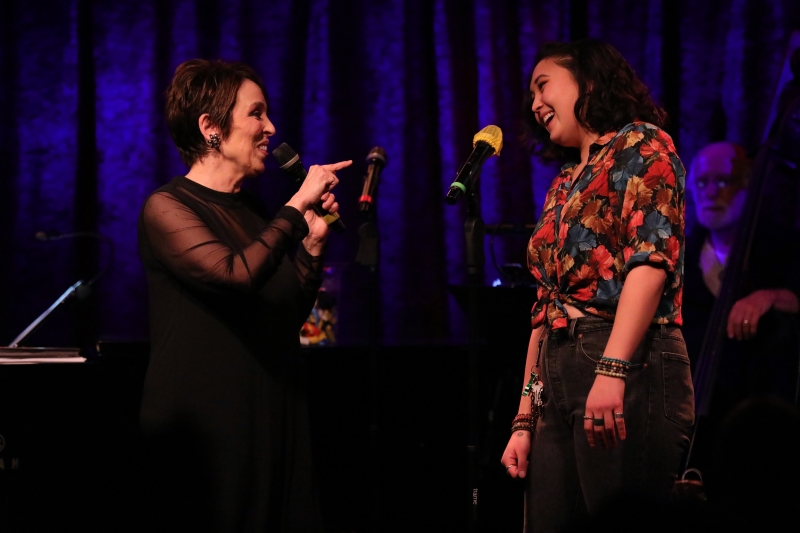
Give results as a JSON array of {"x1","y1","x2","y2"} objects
[{"x1": 525, "y1": 316, "x2": 695, "y2": 533}]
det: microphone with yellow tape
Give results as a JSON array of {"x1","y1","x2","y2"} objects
[{"x1": 445, "y1": 125, "x2": 503, "y2": 205}]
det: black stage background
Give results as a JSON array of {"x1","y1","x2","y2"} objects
[{"x1": 0, "y1": 287, "x2": 534, "y2": 532}]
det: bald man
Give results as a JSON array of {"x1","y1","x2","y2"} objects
[{"x1": 682, "y1": 141, "x2": 800, "y2": 402}]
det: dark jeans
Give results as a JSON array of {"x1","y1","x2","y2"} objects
[{"x1": 525, "y1": 316, "x2": 694, "y2": 533}]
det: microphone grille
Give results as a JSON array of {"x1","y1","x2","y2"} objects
[
  {"x1": 473, "y1": 125, "x2": 503, "y2": 154},
  {"x1": 366, "y1": 146, "x2": 387, "y2": 165},
  {"x1": 272, "y1": 143, "x2": 298, "y2": 167}
]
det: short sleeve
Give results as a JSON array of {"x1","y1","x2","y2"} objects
[{"x1": 617, "y1": 126, "x2": 685, "y2": 291}]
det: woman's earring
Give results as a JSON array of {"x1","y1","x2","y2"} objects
[{"x1": 207, "y1": 133, "x2": 221, "y2": 150}]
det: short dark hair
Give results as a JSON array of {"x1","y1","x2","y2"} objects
[
  {"x1": 523, "y1": 39, "x2": 668, "y2": 162},
  {"x1": 165, "y1": 59, "x2": 268, "y2": 167}
]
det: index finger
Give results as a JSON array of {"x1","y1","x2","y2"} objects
[
  {"x1": 322, "y1": 160, "x2": 353, "y2": 171},
  {"x1": 728, "y1": 313, "x2": 744, "y2": 340}
]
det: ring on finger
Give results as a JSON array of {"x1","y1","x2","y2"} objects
[
  {"x1": 592, "y1": 418, "x2": 604, "y2": 426},
  {"x1": 583, "y1": 415, "x2": 593, "y2": 420},
  {"x1": 614, "y1": 412, "x2": 624, "y2": 419}
]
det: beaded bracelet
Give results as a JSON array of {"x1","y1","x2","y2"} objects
[
  {"x1": 511, "y1": 413, "x2": 537, "y2": 433},
  {"x1": 595, "y1": 369, "x2": 627, "y2": 379},
  {"x1": 599, "y1": 356, "x2": 631, "y2": 368},
  {"x1": 511, "y1": 420, "x2": 536, "y2": 432},
  {"x1": 595, "y1": 366, "x2": 627, "y2": 378},
  {"x1": 595, "y1": 356, "x2": 631, "y2": 379}
]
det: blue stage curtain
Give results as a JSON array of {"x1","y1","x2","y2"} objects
[{"x1": 1, "y1": 0, "x2": 798, "y2": 346}]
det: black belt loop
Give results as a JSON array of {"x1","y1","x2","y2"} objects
[
  {"x1": 660, "y1": 324, "x2": 667, "y2": 339},
  {"x1": 569, "y1": 319, "x2": 578, "y2": 347}
]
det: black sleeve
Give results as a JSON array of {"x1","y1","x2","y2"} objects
[
  {"x1": 141, "y1": 191, "x2": 308, "y2": 294},
  {"x1": 294, "y1": 244, "x2": 325, "y2": 319}
]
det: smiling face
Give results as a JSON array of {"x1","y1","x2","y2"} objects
[
  {"x1": 218, "y1": 79, "x2": 275, "y2": 178},
  {"x1": 689, "y1": 142, "x2": 748, "y2": 231},
  {"x1": 529, "y1": 58, "x2": 588, "y2": 150}
]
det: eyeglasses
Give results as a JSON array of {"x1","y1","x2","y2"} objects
[{"x1": 693, "y1": 175, "x2": 741, "y2": 190}]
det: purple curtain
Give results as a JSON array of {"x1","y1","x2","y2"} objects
[{"x1": 1, "y1": 0, "x2": 799, "y2": 347}]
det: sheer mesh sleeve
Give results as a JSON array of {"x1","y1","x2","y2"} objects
[
  {"x1": 141, "y1": 190, "x2": 309, "y2": 294},
  {"x1": 295, "y1": 245, "x2": 325, "y2": 309}
]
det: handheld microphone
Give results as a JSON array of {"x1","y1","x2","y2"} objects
[
  {"x1": 445, "y1": 125, "x2": 503, "y2": 205},
  {"x1": 359, "y1": 146, "x2": 387, "y2": 217},
  {"x1": 272, "y1": 143, "x2": 346, "y2": 233}
]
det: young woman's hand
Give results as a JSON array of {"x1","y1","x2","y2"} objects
[
  {"x1": 501, "y1": 429, "x2": 532, "y2": 479},
  {"x1": 583, "y1": 375, "x2": 626, "y2": 449}
]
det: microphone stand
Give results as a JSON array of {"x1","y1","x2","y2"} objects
[
  {"x1": 463, "y1": 173, "x2": 485, "y2": 533},
  {"x1": 446, "y1": 128, "x2": 500, "y2": 532},
  {"x1": 8, "y1": 231, "x2": 115, "y2": 348},
  {"x1": 355, "y1": 208, "x2": 381, "y2": 533},
  {"x1": 8, "y1": 280, "x2": 88, "y2": 347}
]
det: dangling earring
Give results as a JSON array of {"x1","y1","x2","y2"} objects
[{"x1": 207, "y1": 133, "x2": 221, "y2": 150}]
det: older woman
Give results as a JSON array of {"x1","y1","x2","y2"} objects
[
  {"x1": 500, "y1": 39, "x2": 694, "y2": 532},
  {"x1": 137, "y1": 59, "x2": 350, "y2": 531}
]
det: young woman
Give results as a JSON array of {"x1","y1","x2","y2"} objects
[{"x1": 500, "y1": 39, "x2": 694, "y2": 532}]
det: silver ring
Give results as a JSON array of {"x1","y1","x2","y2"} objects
[
  {"x1": 505, "y1": 464, "x2": 514, "y2": 470},
  {"x1": 583, "y1": 415, "x2": 593, "y2": 420},
  {"x1": 614, "y1": 413, "x2": 624, "y2": 419}
]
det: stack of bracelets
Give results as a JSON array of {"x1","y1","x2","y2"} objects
[
  {"x1": 511, "y1": 413, "x2": 537, "y2": 433},
  {"x1": 595, "y1": 356, "x2": 631, "y2": 379}
]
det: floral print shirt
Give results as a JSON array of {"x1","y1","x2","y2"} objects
[{"x1": 528, "y1": 122, "x2": 686, "y2": 330}]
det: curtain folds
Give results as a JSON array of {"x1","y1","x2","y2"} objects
[{"x1": 1, "y1": 0, "x2": 798, "y2": 346}]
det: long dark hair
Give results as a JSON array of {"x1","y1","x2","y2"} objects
[{"x1": 523, "y1": 39, "x2": 667, "y2": 162}]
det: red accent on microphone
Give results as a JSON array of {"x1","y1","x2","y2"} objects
[{"x1": 359, "y1": 194, "x2": 373, "y2": 204}]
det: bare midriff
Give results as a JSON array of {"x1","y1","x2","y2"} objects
[{"x1": 564, "y1": 303, "x2": 586, "y2": 319}]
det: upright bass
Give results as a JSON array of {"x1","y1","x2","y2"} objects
[{"x1": 680, "y1": 38, "x2": 800, "y2": 484}]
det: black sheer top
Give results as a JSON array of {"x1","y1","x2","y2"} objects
[{"x1": 137, "y1": 176, "x2": 323, "y2": 422}]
